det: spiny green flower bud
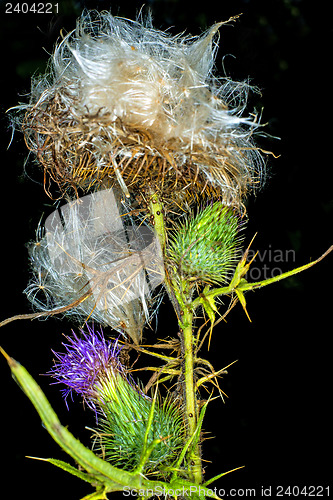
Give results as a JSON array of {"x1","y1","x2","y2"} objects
[
  {"x1": 98, "y1": 385, "x2": 184, "y2": 474},
  {"x1": 167, "y1": 202, "x2": 243, "y2": 285}
]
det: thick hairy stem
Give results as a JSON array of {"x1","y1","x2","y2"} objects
[
  {"x1": 148, "y1": 192, "x2": 202, "y2": 485},
  {"x1": 148, "y1": 192, "x2": 181, "y2": 318},
  {"x1": 148, "y1": 192, "x2": 166, "y2": 250},
  {"x1": 181, "y1": 301, "x2": 202, "y2": 484}
]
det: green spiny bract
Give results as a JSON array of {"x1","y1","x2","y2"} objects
[
  {"x1": 97, "y1": 377, "x2": 184, "y2": 475},
  {"x1": 167, "y1": 202, "x2": 243, "y2": 285}
]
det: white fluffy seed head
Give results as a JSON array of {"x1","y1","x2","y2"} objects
[
  {"x1": 24, "y1": 190, "x2": 164, "y2": 343},
  {"x1": 17, "y1": 10, "x2": 265, "y2": 207}
]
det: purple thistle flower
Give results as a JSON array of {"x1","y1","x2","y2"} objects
[
  {"x1": 47, "y1": 325, "x2": 185, "y2": 473},
  {"x1": 48, "y1": 324, "x2": 123, "y2": 409}
]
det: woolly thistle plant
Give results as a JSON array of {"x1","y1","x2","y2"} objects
[
  {"x1": 12, "y1": 10, "x2": 265, "y2": 208},
  {"x1": 48, "y1": 326, "x2": 184, "y2": 475},
  {"x1": 1, "y1": 9, "x2": 332, "y2": 500}
]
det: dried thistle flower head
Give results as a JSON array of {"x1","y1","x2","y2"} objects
[
  {"x1": 49, "y1": 326, "x2": 184, "y2": 474},
  {"x1": 167, "y1": 202, "x2": 243, "y2": 285},
  {"x1": 25, "y1": 189, "x2": 164, "y2": 343},
  {"x1": 15, "y1": 10, "x2": 265, "y2": 207}
]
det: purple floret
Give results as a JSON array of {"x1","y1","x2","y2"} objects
[{"x1": 48, "y1": 324, "x2": 123, "y2": 408}]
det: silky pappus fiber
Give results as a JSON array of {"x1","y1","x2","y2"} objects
[
  {"x1": 48, "y1": 326, "x2": 185, "y2": 475},
  {"x1": 167, "y1": 202, "x2": 244, "y2": 285},
  {"x1": 11, "y1": 10, "x2": 265, "y2": 209},
  {"x1": 24, "y1": 189, "x2": 165, "y2": 344}
]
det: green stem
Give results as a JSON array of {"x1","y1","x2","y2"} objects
[
  {"x1": 148, "y1": 192, "x2": 166, "y2": 250},
  {"x1": 148, "y1": 192, "x2": 182, "y2": 318},
  {"x1": 148, "y1": 193, "x2": 203, "y2": 485},
  {"x1": 181, "y1": 298, "x2": 202, "y2": 484}
]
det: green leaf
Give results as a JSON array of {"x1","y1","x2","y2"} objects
[
  {"x1": 191, "y1": 245, "x2": 333, "y2": 317},
  {"x1": 235, "y1": 287, "x2": 251, "y2": 322},
  {"x1": 198, "y1": 287, "x2": 218, "y2": 340},
  {"x1": 238, "y1": 245, "x2": 333, "y2": 291},
  {"x1": 203, "y1": 466, "x2": 245, "y2": 487},
  {"x1": 79, "y1": 487, "x2": 109, "y2": 500},
  {"x1": 27, "y1": 457, "x2": 99, "y2": 484},
  {"x1": 134, "y1": 387, "x2": 161, "y2": 473}
]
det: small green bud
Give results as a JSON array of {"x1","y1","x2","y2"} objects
[{"x1": 167, "y1": 202, "x2": 243, "y2": 284}]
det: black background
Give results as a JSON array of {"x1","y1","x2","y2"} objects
[{"x1": 0, "y1": 0, "x2": 332, "y2": 498}]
